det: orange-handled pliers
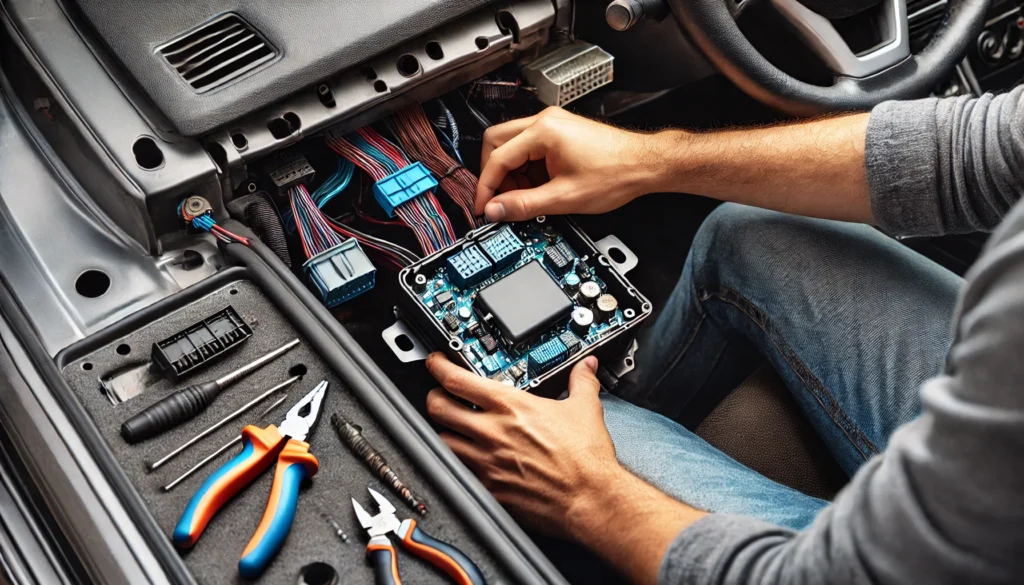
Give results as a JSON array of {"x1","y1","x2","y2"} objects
[
  {"x1": 353, "y1": 488, "x2": 486, "y2": 585},
  {"x1": 173, "y1": 381, "x2": 327, "y2": 579}
]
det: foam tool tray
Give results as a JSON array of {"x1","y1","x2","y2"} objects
[{"x1": 59, "y1": 277, "x2": 511, "y2": 585}]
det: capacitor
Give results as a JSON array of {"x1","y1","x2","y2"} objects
[
  {"x1": 457, "y1": 306, "x2": 472, "y2": 320},
  {"x1": 571, "y1": 307, "x2": 594, "y2": 337},
  {"x1": 595, "y1": 294, "x2": 619, "y2": 322},
  {"x1": 563, "y1": 273, "x2": 581, "y2": 295},
  {"x1": 412, "y1": 274, "x2": 428, "y2": 293},
  {"x1": 579, "y1": 281, "x2": 601, "y2": 306}
]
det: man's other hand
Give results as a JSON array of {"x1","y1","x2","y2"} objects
[
  {"x1": 425, "y1": 352, "x2": 626, "y2": 539},
  {"x1": 476, "y1": 107, "x2": 655, "y2": 222}
]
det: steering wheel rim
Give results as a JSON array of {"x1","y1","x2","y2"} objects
[{"x1": 668, "y1": 0, "x2": 991, "y2": 115}]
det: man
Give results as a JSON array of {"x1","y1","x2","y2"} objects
[{"x1": 424, "y1": 87, "x2": 1024, "y2": 585}]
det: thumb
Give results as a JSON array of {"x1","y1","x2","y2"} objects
[
  {"x1": 567, "y1": 356, "x2": 601, "y2": 402},
  {"x1": 484, "y1": 181, "x2": 562, "y2": 222}
]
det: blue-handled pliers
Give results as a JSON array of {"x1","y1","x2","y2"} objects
[{"x1": 173, "y1": 381, "x2": 328, "y2": 579}]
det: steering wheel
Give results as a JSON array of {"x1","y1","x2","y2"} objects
[{"x1": 667, "y1": 0, "x2": 991, "y2": 115}]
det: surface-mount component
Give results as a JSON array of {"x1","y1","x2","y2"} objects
[
  {"x1": 479, "y1": 334, "x2": 499, "y2": 354},
  {"x1": 446, "y1": 245, "x2": 493, "y2": 289},
  {"x1": 442, "y1": 313, "x2": 460, "y2": 332},
  {"x1": 479, "y1": 225, "x2": 526, "y2": 270},
  {"x1": 434, "y1": 291, "x2": 454, "y2": 307},
  {"x1": 559, "y1": 331, "x2": 582, "y2": 356},
  {"x1": 528, "y1": 337, "x2": 569, "y2": 377},
  {"x1": 152, "y1": 306, "x2": 253, "y2": 382},
  {"x1": 544, "y1": 243, "x2": 574, "y2": 276},
  {"x1": 475, "y1": 261, "x2": 573, "y2": 347},
  {"x1": 563, "y1": 272, "x2": 581, "y2": 295}
]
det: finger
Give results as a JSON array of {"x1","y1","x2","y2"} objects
[
  {"x1": 567, "y1": 356, "x2": 601, "y2": 402},
  {"x1": 426, "y1": 388, "x2": 493, "y2": 444},
  {"x1": 426, "y1": 352, "x2": 511, "y2": 410},
  {"x1": 497, "y1": 175, "x2": 520, "y2": 195},
  {"x1": 480, "y1": 114, "x2": 541, "y2": 171},
  {"x1": 439, "y1": 431, "x2": 490, "y2": 472},
  {"x1": 484, "y1": 180, "x2": 565, "y2": 222},
  {"x1": 477, "y1": 128, "x2": 548, "y2": 214}
]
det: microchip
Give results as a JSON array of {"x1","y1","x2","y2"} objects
[
  {"x1": 479, "y1": 334, "x2": 498, "y2": 354},
  {"x1": 475, "y1": 261, "x2": 574, "y2": 348},
  {"x1": 544, "y1": 245, "x2": 573, "y2": 276},
  {"x1": 434, "y1": 291, "x2": 454, "y2": 307},
  {"x1": 479, "y1": 226, "x2": 526, "y2": 271},
  {"x1": 528, "y1": 337, "x2": 569, "y2": 377},
  {"x1": 559, "y1": 331, "x2": 582, "y2": 356},
  {"x1": 464, "y1": 322, "x2": 481, "y2": 339},
  {"x1": 442, "y1": 313, "x2": 460, "y2": 332},
  {"x1": 446, "y1": 245, "x2": 492, "y2": 289}
]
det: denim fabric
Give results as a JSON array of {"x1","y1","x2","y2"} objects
[{"x1": 605, "y1": 203, "x2": 961, "y2": 528}]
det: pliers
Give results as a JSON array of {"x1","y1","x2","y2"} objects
[
  {"x1": 353, "y1": 488, "x2": 486, "y2": 585},
  {"x1": 173, "y1": 380, "x2": 328, "y2": 579}
]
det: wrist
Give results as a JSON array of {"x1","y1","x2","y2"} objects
[
  {"x1": 642, "y1": 129, "x2": 696, "y2": 195},
  {"x1": 564, "y1": 464, "x2": 642, "y2": 544}
]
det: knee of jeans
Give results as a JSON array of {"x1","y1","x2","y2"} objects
[{"x1": 690, "y1": 203, "x2": 836, "y2": 290}]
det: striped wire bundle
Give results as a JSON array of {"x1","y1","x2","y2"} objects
[
  {"x1": 288, "y1": 182, "x2": 418, "y2": 269},
  {"x1": 178, "y1": 200, "x2": 249, "y2": 245},
  {"x1": 388, "y1": 104, "x2": 482, "y2": 228},
  {"x1": 326, "y1": 127, "x2": 456, "y2": 255}
]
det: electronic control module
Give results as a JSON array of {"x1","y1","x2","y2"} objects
[{"x1": 398, "y1": 217, "x2": 650, "y2": 395}]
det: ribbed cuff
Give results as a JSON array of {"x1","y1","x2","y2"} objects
[
  {"x1": 865, "y1": 99, "x2": 944, "y2": 236},
  {"x1": 657, "y1": 515, "x2": 791, "y2": 585}
]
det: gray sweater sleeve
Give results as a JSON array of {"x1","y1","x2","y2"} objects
[
  {"x1": 866, "y1": 85, "x2": 1024, "y2": 236},
  {"x1": 659, "y1": 98, "x2": 1024, "y2": 585}
]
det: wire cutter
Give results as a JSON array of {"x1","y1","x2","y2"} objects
[
  {"x1": 353, "y1": 488, "x2": 486, "y2": 585},
  {"x1": 173, "y1": 380, "x2": 327, "y2": 579}
]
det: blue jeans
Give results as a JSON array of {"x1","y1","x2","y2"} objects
[{"x1": 606, "y1": 203, "x2": 962, "y2": 529}]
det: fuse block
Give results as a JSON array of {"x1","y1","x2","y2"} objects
[
  {"x1": 372, "y1": 162, "x2": 438, "y2": 217},
  {"x1": 304, "y1": 239, "x2": 376, "y2": 307},
  {"x1": 479, "y1": 225, "x2": 526, "y2": 271},
  {"x1": 446, "y1": 244, "x2": 492, "y2": 289}
]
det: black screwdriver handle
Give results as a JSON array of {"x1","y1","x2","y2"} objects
[{"x1": 120, "y1": 381, "x2": 222, "y2": 443}]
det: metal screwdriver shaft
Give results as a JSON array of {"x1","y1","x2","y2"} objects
[
  {"x1": 331, "y1": 413, "x2": 427, "y2": 515},
  {"x1": 120, "y1": 339, "x2": 300, "y2": 443},
  {"x1": 161, "y1": 393, "x2": 289, "y2": 492},
  {"x1": 146, "y1": 376, "x2": 300, "y2": 472}
]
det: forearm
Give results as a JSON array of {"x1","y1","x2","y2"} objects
[
  {"x1": 568, "y1": 467, "x2": 707, "y2": 585},
  {"x1": 640, "y1": 114, "x2": 872, "y2": 223}
]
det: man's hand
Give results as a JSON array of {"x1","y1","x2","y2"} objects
[
  {"x1": 424, "y1": 352, "x2": 625, "y2": 539},
  {"x1": 476, "y1": 107, "x2": 657, "y2": 222},
  {"x1": 425, "y1": 352, "x2": 708, "y2": 585}
]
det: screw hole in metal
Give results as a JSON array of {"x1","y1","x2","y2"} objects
[
  {"x1": 449, "y1": 339, "x2": 464, "y2": 351},
  {"x1": 642, "y1": 302, "x2": 652, "y2": 312},
  {"x1": 624, "y1": 308, "x2": 636, "y2": 319}
]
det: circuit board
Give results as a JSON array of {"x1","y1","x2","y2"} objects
[{"x1": 417, "y1": 222, "x2": 624, "y2": 388}]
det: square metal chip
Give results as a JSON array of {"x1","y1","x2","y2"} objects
[{"x1": 474, "y1": 261, "x2": 573, "y2": 348}]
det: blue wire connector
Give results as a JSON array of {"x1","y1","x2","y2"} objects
[
  {"x1": 304, "y1": 240, "x2": 376, "y2": 307},
  {"x1": 372, "y1": 161, "x2": 438, "y2": 217}
]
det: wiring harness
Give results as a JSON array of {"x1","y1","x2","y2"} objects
[
  {"x1": 178, "y1": 196, "x2": 250, "y2": 245},
  {"x1": 327, "y1": 127, "x2": 457, "y2": 255},
  {"x1": 388, "y1": 104, "x2": 482, "y2": 228}
]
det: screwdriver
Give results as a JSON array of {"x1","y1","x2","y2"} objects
[{"x1": 120, "y1": 339, "x2": 300, "y2": 443}]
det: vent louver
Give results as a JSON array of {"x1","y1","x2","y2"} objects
[{"x1": 158, "y1": 14, "x2": 276, "y2": 93}]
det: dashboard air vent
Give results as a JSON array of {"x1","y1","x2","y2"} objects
[
  {"x1": 158, "y1": 14, "x2": 276, "y2": 93},
  {"x1": 908, "y1": 1, "x2": 947, "y2": 53}
]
